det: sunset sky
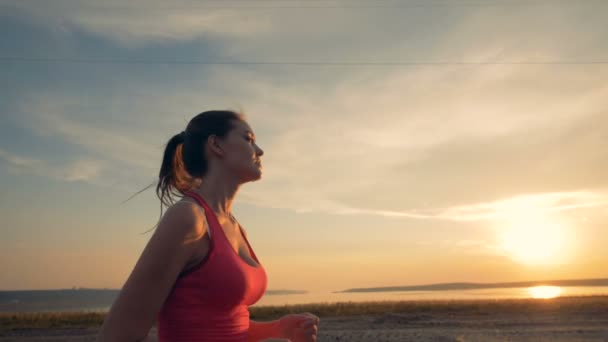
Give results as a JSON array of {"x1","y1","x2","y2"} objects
[{"x1": 1, "y1": 0, "x2": 607, "y2": 292}]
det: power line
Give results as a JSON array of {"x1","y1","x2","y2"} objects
[
  {"x1": 1, "y1": 56, "x2": 606, "y2": 66},
  {"x1": 1, "y1": 0, "x2": 605, "y2": 9}
]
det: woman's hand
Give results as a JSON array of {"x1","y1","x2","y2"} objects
[{"x1": 277, "y1": 312, "x2": 319, "y2": 342}]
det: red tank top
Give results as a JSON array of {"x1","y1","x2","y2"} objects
[{"x1": 157, "y1": 190, "x2": 268, "y2": 341}]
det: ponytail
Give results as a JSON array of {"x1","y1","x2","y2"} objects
[
  {"x1": 156, "y1": 131, "x2": 190, "y2": 218},
  {"x1": 137, "y1": 132, "x2": 192, "y2": 234}
]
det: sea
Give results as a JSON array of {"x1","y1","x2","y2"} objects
[{"x1": 2, "y1": 282, "x2": 607, "y2": 313}]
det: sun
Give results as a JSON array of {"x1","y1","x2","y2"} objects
[
  {"x1": 528, "y1": 286, "x2": 562, "y2": 299},
  {"x1": 497, "y1": 211, "x2": 569, "y2": 266}
]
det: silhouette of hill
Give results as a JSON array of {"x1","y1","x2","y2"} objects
[{"x1": 338, "y1": 278, "x2": 608, "y2": 293}]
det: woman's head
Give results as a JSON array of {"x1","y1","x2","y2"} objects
[{"x1": 156, "y1": 110, "x2": 264, "y2": 213}]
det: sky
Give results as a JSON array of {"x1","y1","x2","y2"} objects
[{"x1": 1, "y1": 0, "x2": 607, "y2": 293}]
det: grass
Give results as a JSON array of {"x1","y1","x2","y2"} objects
[
  {"x1": 0, "y1": 311, "x2": 106, "y2": 333},
  {"x1": 250, "y1": 295, "x2": 608, "y2": 319},
  {"x1": 1, "y1": 295, "x2": 606, "y2": 333}
]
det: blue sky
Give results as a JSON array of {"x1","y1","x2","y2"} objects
[{"x1": 1, "y1": 0, "x2": 607, "y2": 291}]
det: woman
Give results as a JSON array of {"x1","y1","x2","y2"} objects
[{"x1": 97, "y1": 110, "x2": 320, "y2": 341}]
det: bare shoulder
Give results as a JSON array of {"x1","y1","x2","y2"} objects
[{"x1": 157, "y1": 198, "x2": 208, "y2": 241}]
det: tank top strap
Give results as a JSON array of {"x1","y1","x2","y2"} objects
[{"x1": 183, "y1": 190, "x2": 219, "y2": 240}]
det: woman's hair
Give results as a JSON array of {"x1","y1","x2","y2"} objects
[{"x1": 128, "y1": 110, "x2": 245, "y2": 233}]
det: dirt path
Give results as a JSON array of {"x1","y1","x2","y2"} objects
[{"x1": 2, "y1": 309, "x2": 607, "y2": 341}]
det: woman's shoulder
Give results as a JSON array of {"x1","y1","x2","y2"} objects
[{"x1": 158, "y1": 198, "x2": 209, "y2": 241}]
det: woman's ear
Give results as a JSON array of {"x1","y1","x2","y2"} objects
[{"x1": 207, "y1": 135, "x2": 224, "y2": 157}]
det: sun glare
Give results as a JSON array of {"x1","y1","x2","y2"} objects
[
  {"x1": 498, "y1": 211, "x2": 569, "y2": 265},
  {"x1": 528, "y1": 286, "x2": 562, "y2": 299}
]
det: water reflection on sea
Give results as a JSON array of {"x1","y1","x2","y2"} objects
[{"x1": 254, "y1": 286, "x2": 608, "y2": 307}]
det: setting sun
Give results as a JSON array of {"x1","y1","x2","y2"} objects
[
  {"x1": 528, "y1": 286, "x2": 562, "y2": 299},
  {"x1": 498, "y1": 211, "x2": 569, "y2": 266}
]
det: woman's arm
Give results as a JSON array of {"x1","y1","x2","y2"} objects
[
  {"x1": 96, "y1": 202, "x2": 207, "y2": 342},
  {"x1": 135, "y1": 334, "x2": 158, "y2": 342},
  {"x1": 248, "y1": 319, "x2": 284, "y2": 341},
  {"x1": 250, "y1": 313, "x2": 319, "y2": 342}
]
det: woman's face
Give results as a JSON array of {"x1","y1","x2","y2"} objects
[{"x1": 213, "y1": 120, "x2": 264, "y2": 182}]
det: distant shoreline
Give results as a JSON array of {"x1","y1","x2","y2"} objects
[
  {"x1": 339, "y1": 277, "x2": 608, "y2": 293},
  {"x1": 3, "y1": 277, "x2": 607, "y2": 293}
]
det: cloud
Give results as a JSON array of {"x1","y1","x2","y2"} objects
[
  {"x1": 7, "y1": 0, "x2": 273, "y2": 46},
  {"x1": 13, "y1": 48, "x2": 608, "y2": 215},
  {"x1": 236, "y1": 63, "x2": 608, "y2": 215},
  {"x1": 416, "y1": 238, "x2": 504, "y2": 257},
  {"x1": 0, "y1": 148, "x2": 44, "y2": 168},
  {"x1": 241, "y1": 187, "x2": 608, "y2": 223},
  {"x1": 6, "y1": 0, "x2": 608, "y2": 218},
  {"x1": 18, "y1": 95, "x2": 160, "y2": 171},
  {"x1": 437, "y1": 190, "x2": 608, "y2": 222},
  {"x1": 63, "y1": 158, "x2": 105, "y2": 182},
  {"x1": 0, "y1": 148, "x2": 106, "y2": 184},
  {"x1": 11, "y1": 0, "x2": 602, "y2": 55}
]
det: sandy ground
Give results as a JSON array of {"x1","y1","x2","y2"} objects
[{"x1": 2, "y1": 309, "x2": 608, "y2": 341}]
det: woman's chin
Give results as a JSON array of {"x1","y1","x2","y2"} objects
[
  {"x1": 253, "y1": 168, "x2": 262, "y2": 180},
  {"x1": 242, "y1": 168, "x2": 262, "y2": 182}
]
